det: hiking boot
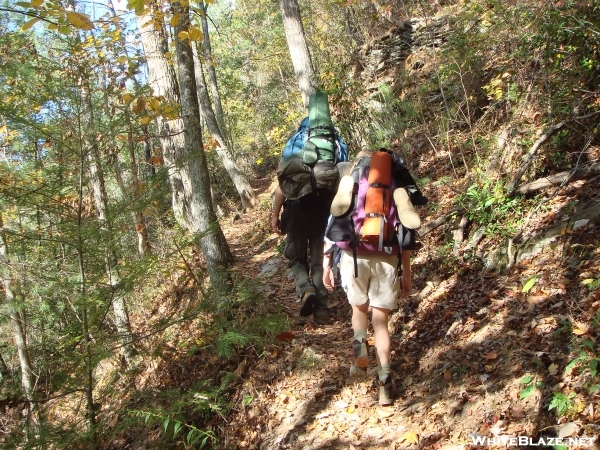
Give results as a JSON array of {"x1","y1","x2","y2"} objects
[
  {"x1": 313, "y1": 308, "x2": 330, "y2": 325},
  {"x1": 393, "y1": 187, "x2": 421, "y2": 229},
  {"x1": 349, "y1": 362, "x2": 368, "y2": 378},
  {"x1": 353, "y1": 338, "x2": 370, "y2": 368},
  {"x1": 331, "y1": 175, "x2": 355, "y2": 217},
  {"x1": 378, "y1": 375, "x2": 394, "y2": 406},
  {"x1": 299, "y1": 288, "x2": 317, "y2": 317}
]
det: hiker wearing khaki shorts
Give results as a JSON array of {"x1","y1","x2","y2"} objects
[
  {"x1": 327, "y1": 148, "x2": 425, "y2": 405},
  {"x1": 340, "y1": 247, "x2": 412, "y2": 405}
]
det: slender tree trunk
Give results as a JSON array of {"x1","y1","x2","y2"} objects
[
  {"x1": 106, "y1": 4, "x2": 152, "y2": 257},
  {"x1": 80, "y1": 78, "x2": 138, "y2": 366},
  {"x1": 172, "y1": 5, "x2": 234, "y2": 289},
  {"x1": 192, "y1": 46, "x2": 257, "y2": 212},
  {"x1": 0, "y1": 214, "x2": 35, "y2": 433},
  {"x1": 279, "y1": 0, "x2": 315, "y2": 107},
  {"x1": 75, "y1": 150, "x2": 98, "y2": 450},
  {"x1": 199, "y1": 3, "x2": 226, "y2": 137},
  {"x1": 0, "y1": 351, "x2": 8, "y2": 379}
]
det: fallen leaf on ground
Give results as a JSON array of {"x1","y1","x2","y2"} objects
[
  {"x1": 276, "y1": 331, "x2": 295, "y2": 341},
  {"x1": 400, "y1": 431, "x2": 419, "y2": 444},
  {"x1": 483, "y1": 352, "x2": 498, "y2": 360},
  {"x1": 510, "y1": 405, "x2": 525, "y2": 419}
]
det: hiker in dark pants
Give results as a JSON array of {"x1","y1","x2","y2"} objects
[{"x1": 272, "y1": 185, "x2": 334, "y2": 325}]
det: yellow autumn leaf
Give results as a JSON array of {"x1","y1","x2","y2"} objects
[
  {"x1": 121, "y1": 94, "x2": 134, "y2": 104},
  {"x1": 346, "y1": 405, "x2": 355, "y2": 413},
  {"x1": 572, "y1": 323, "x2": 589, "y2": 335},
  {"x1": 117, "y1": 56, "x2": 128, "y2": 64},
  {"x1": 161, "y1": 105, "x2": 178, "y2": 119},
  {"x1": 177, "y1": 31, "x2": 189, "y2": 41},
  {"x1": 132, "y1": 97, "x2": 146, "y2": 114},
  {"x1": 21, "y1": 17, "x2": 41, "y2": 31},
  {"x1": 148, "y1": 97, "x2": 160, "y2": 111},
  {"x1": 188, "y1": 26, "x2": 202, "y2": 41},
  {"x1": 66, "y1": 11, "x2": 94, "y2": 30},
  {"x1": 139, "y1": 116, "x2": 152, "y2": 125},
  {"x1": 401, "y1": 431, "x2": 419, "y2": 445},
  {"x1": 31, "y1": 0, "x2": 44, "y2": 6},
  {"x1": 170, "y1": 14, "x2": 180, "y2": 27}
]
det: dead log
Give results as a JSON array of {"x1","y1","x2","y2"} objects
[
  {"x1": 516, "y1": 162, "x2": 600, "y2": 195},
  {"x1": 452, "y1": 216, "x2": 470, "y2": 257},
  {"x1": 418, "y1": 207, "x2": 466, "y2": 237},
  {"x1": 507, "y1": 122, "x2": 565, "y2": 194}
]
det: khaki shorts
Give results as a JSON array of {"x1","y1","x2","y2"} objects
[{"x1": 339, "y1": 250, "x2": 399, "y2": 310}]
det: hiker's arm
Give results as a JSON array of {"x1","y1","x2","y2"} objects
[
  {"x1": 271, "y1": 186, "x2": 285, "y2": 234},
  {"x1": 323, "y1": 241, "x2": 335, "y2": 292},
  {"x1": 400, "y1": 249, "x2": 412, "y2": 297}
]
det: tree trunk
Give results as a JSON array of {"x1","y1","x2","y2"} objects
[
  {"x1": 104, "y1": 5, "x2": 152, "y2": 257},
  {"x1": 172, "y1": 4, "x2": 235, "y2": 288},
  {"x1": 279, "y1": 0, "x2": 315, "y2": 107},
  {"x1": 80, "y1": 78, "x2": 138, "y2": 366},
  {"x1": 193, "y1": 46, "x2": 257, "y2": 213},
  {"x1": 0, "y1": 213, "x2": 35, "y2": 420},
  {"x1": 136, "y1": 5, "x2": 188, "y2": 229},
  {"x1": 199, "y1": 3, "x2": 226, "y2": 137}
]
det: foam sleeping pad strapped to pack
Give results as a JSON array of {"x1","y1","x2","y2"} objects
[{"x1": 360, "y1": 151, "x2": 393, "y2": 247}]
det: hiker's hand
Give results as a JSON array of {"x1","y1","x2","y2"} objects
[
  {"x1": 323, "y1": 254, "x2": 335, "y2": 292},
  {"x1": 271, "y1": 215, "x2": 281, "y2": 234},
  {"x1": 401, "y1": 272, "x2": 412, "y2": 297}
]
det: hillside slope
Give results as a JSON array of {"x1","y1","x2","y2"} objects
[{"x1": 217, "y1": 164, "x2": 600, "y2": 449}]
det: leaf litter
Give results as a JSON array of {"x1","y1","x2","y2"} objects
[{"x1": 218, "y1": 175, "x2": 600, "y2": 449}]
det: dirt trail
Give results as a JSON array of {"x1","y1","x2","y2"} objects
[{"x1": 220, "y1": 175, "x2": 600, "y2": 450}]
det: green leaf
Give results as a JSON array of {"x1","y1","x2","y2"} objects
[
  {"x1": 173, "y1": 421, "x2": 182, "y2": 437},
  {"x1": 163, "y1": 417, "x2": 170, "y2": 432},
  {"x1": 187, "y1": 429, "x2": 196, "y2": 445},
  {"x1": 553, "y1": 445, "x2": 568, "y2": 450},
  {"x1": 519, "y1": 384, "x2": 535, "y2": 399},
  {"x1": 200, "y1": 435, "x2": 210, "y2": 449},
  {"x1": 522, "y1": 276, "x2": 538, "y2": 293},
  {"x1": 520, "y1": 374, "x2": 533, "y2": 384}
]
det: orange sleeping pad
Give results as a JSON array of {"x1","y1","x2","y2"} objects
[{"x1": 360, "y1": 151, "x2": 392, "y2": 245}]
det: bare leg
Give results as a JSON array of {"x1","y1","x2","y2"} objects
[{"x1": 371, "y1": 307, "x2": 391, "y2": 366}]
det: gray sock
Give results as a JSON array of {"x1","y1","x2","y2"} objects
[
  {"x1": 378, "y1": 363, "x2": 390, "y2": 382},
  {"x1": 353, "y1": 329, "x2": 367, "y2": 343}
]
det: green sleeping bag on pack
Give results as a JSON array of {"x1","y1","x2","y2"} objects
[{"x1": 299, "y1": 89, "x2": 336, "y2": 164}]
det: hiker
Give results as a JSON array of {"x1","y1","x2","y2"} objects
[
  {"x1": 271, "y1": 185, "x2": 334, "y2": 325},
  {"x1": 327, "y1": 148, "x2": 424, "y2": 406},
  {"x1": 273, "y1": 91, "x2": 349, "y2": 325}
]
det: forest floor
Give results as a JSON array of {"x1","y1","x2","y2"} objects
[{"x1": 212, "y1": 167, "x2": 600, "y2": 450}]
